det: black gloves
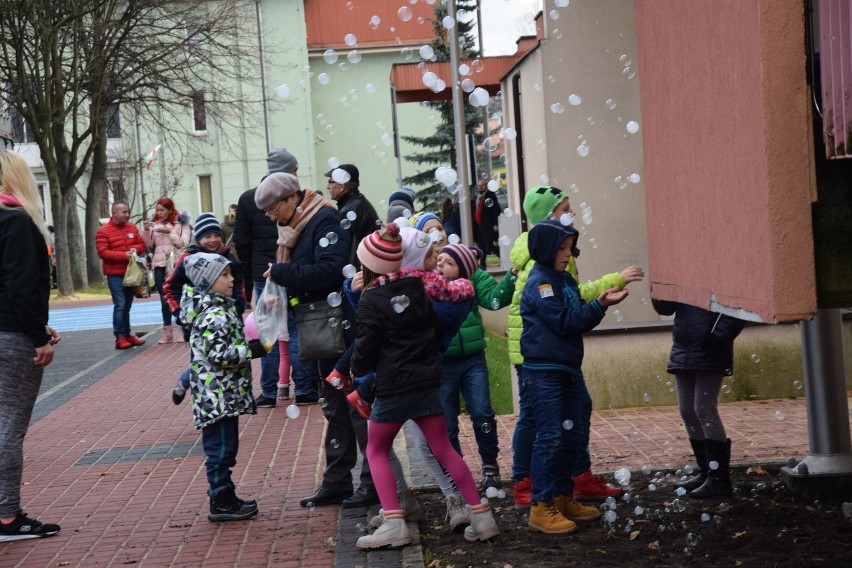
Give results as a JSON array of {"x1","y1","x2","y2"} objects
[{"x1": 248, "y1": 339, "x2": 266, "y2": 358}]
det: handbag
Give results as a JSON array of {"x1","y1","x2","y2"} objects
[
  {"x1": 123, "y1": 253, "x2": 145, "y2": 287},
  {"x1": 293, "y1": 299, "x2": 346, "y2": 361}
]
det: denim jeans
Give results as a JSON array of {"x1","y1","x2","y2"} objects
[
  {"x1": 201, "y1": 416, "x2": 239, "y2": 493},
  {"x1": 526, "y1": 368, "x2": 591, "y2": 503},
  {"x1": 511, "y1": 364, "x2": 535, "y2": 482},
  {"x1": 253, "y1": 281, "x2": 280, "y2": 399},
  {"x1": 287, "y1": 310, "x2": 319, "y2": 396},
  {"x1": 154, "y1": 267, "x2": 173, "y2": 326},
  {"x1": 107, "y1": 275, "x2": 136, "y2": 338},
  {"x1": 440, "y1": 351, "x2": 499, "y2": 465}
]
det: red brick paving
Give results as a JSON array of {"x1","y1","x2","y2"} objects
[{"x1": 1, "y1": 339, "x2": 847, "y2": 567}]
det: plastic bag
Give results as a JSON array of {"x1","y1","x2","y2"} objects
[
  {"x1": 123, "y1": 253, "x2": 144, "y2": 287},
  {"x1": 254, "y1": 279, "x2": 288, "y2": 352}
]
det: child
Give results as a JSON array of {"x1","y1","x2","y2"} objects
[
  {"x1": 652, "y1": 299, "x2": 745, "y2": 498},
  {"x1": 351, "y1": 224, "x2": 499, "y2": 548},
  {"x1": 436, "y1": 242, "x2": 516, "y2": 488},
  {"x1": 163, "y1": 213, "x2": 244, "y2": 404},
  {"x1": 180, "y1": 252, "x2": 266, "y2": 521},
  {"x1": 520, "y1": 221, "x2": 628, "y2": 534},
  {"x1": 508, "y1": 186, "x2": 644, "y2": 506}
]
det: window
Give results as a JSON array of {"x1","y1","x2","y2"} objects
[
  {"x1": 8, "y1": 105, "x2": 35, "y2": 144},
  {"x1": 106, "y1": 103, "x2": 121, "y2": 139},
  {"x1": 192, "y1": 90, "x2": 207, "y2": 132},
  {"x1": 186, "y1": 24, "x2": 202, "y2": 61},
  {"x1": 198, "y1": 175, "x2": 212, "y2": 212}
]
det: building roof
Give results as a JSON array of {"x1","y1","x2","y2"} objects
[
  {"x1": 390, "y1": 56, "x2": 521, "y2": 103},
  {"x1": 305, "y1": 0, "x2": 436, "y2": 51}
]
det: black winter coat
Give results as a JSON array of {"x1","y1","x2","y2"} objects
[
  {"x1": 336, "y1": 189, "x2": 380, "y2": 267},
  {"x1": 351, "y1": 277, "x2": 444, "y2": 397},
  {"x1": 268, "y1": 204, "x2": 350, "y2": 304},
  {"x1": 652, "y1": 300, "x2": 745, "y2": 375},
  {"x1": 232, "y1": 187, "x2": 278, "y2": 283}
]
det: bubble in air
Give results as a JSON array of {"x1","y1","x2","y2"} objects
[
  {"x1": 613, "y1": 309, "x2": 624, "y2": 322},
  {"x1": 331, "y1": 168, "x2": 351, "y2": 183},
  {"x1": 442, "y1": 15, "x2": 456, "y2": 29},
  {"x1": 606, "y1": 98, "x2": 616, "y2": 110},
  {"x1": 626, "y1": 121, "x2": 640, "y2": 134},
  {"x1": 342, "y1": 264, "x2": 357, "y2": 278},
  {"x1": 775, "y1": 411, "x2": 785, "y2": 421},
  {"x1": 751, "y1": 353, "x2": 761, "y2": 363},
  {"x1": 274, "y1": 84, "x2": 290, "y2": 99},
  {"x1": 419, "y1": 45, "x2": 434, "y2": 60},
  {"x1": 560, "y1": 213, "x2": 575, "y2": 226},
  {"x1": 323, "y1": 49, "x2": 338, "y2": 64},
  {"x1": 448, "y1": 233, "x2": 461, "y2": 245},
  {"x1": 344, "y1": 33, "x2": 357, "y2": 46},
  {"x1": 327, "y1": 292, "x2": 342, "y2": 307},
  {"x1": 326, "y1": 232, "x2": 339, "y2": 245},
  {"x1": 347, "y1": 50, "x2": 362, "y2": 64},
  {"x1": 568, "y1": 93, "x2": 582, "y2": 106},
  {"x1": 286, "y1": 405, "x2": 300, "y2": 419},
  {"x1": 562, "y1": 419, "x2": 574, "y2": 430},
  {"x1": 391, "y1": 295, "x2": 411, "y2": 313},
  {"x1": 398, "y1": 6, "x2": 413, "y2": 21},
  {"x1": 317, "y1": 73, "x2": 331, "y2": 85},
  {"x1": 550, "y1": 102, "x2": 564, "y2": 114},
  {"x1": 793, "y1": 380, "x2": 803, "y2": 390}
]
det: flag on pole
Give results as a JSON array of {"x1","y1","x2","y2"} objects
[{"x1": 145, "y1": 144, "x2": 161, "y2": 170}]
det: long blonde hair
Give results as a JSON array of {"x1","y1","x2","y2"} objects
[{"x1": 0, "y1": 150, "x2": 51, "y2": 241}]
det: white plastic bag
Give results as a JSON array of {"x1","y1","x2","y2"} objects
[{"x1": 254, "y1": 278, "x2": 288, "y2": 351}]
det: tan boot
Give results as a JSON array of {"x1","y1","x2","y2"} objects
[
  {"x1": 158, "y1": 326, "x2": 173, "y2": 344},
  {"x1": 464, "y1": 502, "x2": 500, "y2": 542},
  {"x1": 369, "y1": 490, "x2": 423, "y2": 528},
  {"x1": 554, "y1": 494, "x2": 602, "y2": 522},
  {"x1": 529, "y1": 501, "x2": 577, "y2": 534},
  {"x1": 356, "y1": 509, "x2": 411, "y2": 549}
]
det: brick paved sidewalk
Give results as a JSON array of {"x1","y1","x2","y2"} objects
[{"x1": 1, "y1": 331, "x2": 847, "y2": 567}]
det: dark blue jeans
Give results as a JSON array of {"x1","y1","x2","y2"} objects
[
  {"x1": 201, "y1": 416, "x2": 239, "y2": 494},
  {"x1": 512, "y1": 364, "x2": 535, "y2": 482},
  {"x1": 253, "y1": 281, "x2": 281, "y2": 399},
  {"x1": 154, "y1": 267, "x2": 173, "y2": 326},
  {"x1": 526, "y1": 368, "x2": 591, "y2": 503},
  {"x1": 107, "y1": 275, "x2": 135, "y2": 338},
  {"x1": 287, "y1": 310, "x2": 319, "y2": 396},
  {"x1": 440, "y1": 351, "x2": 499, "y2": 465}
]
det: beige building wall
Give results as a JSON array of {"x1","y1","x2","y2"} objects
[{"x1": 502, "y1": 0, "x2": 655, "y2": 326}]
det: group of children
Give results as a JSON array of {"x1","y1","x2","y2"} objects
[{"x1": 172, "y1": 182, "x2": 738, "y2": 547}]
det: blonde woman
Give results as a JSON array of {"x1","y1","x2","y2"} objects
[{"x1": 0, "y1": 150, "x2": 61, "y2": 541}]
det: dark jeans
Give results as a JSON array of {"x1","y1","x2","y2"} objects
[
  {"x1": 526, "y1": 369, "x2": 591, "y2": 503},
  {"x1": 512, "y1": 364, "x2": 534, "y2": 481},
  {"x1": 107, "y1": 275, "x2": 135, "y2": 338},
  {"x1": 201, "y1": 416, "x2": 240, "y2": 494},
  {"x1": 253, "y1": 281, "x2": 280, "y2": 399},
  {"x1": 154, "y1": 267, "x2": 173, "y2": 326},
  {"x1": 318, "y1": 372, "x2": 374, "y2": 492},
  {"x1": 440, "y1": 351, "x2": 499, "y2": 465}
]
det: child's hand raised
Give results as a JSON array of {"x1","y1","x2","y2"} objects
[
  {"x1": 351, "y1": 271, "x2": 364, "y2": 291},
  {"x1": 620, "y1": 266, "x2": 645, "y2": 284},
  {"x1": 598, "y1": 287, "x2": 629, "y2": 307}
]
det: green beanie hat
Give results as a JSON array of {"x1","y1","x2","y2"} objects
[{"x1": 523, "y1": 186, "x2": 570, "y2": 225}]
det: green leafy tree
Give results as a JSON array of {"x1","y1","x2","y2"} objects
[{"x1": 401, "y1": 0, "x2": 483, "y2": 214}]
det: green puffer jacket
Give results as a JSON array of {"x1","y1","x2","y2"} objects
[
  {"x1": 507, "y1": 231, "x2": 625, "y2": 366},
  {"x1": 444, "y1": 267, "x2": 517, "y2": 359}
]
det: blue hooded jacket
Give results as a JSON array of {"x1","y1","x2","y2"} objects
[{"x1": 520, "y1": 221, "x2": 606, "y2": 375}]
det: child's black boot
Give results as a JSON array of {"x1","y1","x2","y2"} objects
[{"x1": 208, "y1": 486, "x2": 258, "y2": 522}]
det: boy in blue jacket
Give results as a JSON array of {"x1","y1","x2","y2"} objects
[{"x1": 520, "y1": 220, "x2": 628, "y2": 534}]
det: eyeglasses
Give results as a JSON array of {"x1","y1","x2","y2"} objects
[{"x1": 264, "y1": 201, "x2": 282, "y2": 217}]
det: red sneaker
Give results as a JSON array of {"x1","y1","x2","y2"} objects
[
  {"x1": 126, "y1": 335, "x2": 146, "y2": 346},
  {"x1": 572, "y1": 469, "x2": 623, "y2": 500},
  {"x1": 346, "y1": 390, "x2": 372, "y2": 420},
  {"x1": 114, "y1": 337, "x2": 133, "y2": 350},
  {"x1": 514, "y1": 477, "x2": 532, "y2": 508},
  {"x1": 324, "y1": 368, "x2": 351, "y2": 391}
]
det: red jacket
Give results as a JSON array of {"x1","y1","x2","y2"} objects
[{"x1": 96, "y1": 219, "x2": 145, "y2": 276}]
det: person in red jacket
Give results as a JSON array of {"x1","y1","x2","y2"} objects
[{"x1": 96, "y1": 202, "x2": 147, "y2": 350}]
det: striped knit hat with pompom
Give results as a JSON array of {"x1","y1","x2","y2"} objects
[
  {"x1": 357, "y1": 222, "x2": 403, "y2": 274},
  {"x1": 439, "y1": 244, "x2": 481, "y2": 279}
]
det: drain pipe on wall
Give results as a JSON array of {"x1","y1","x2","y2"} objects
[{"x1": 255, "y1": 0, "x2": 270, "y2": 154}]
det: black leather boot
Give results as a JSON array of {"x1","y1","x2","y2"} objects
[
  {"x1": 208, "y1": 487, "x2": 259, "y2": 522},
  {"x1": 676, "y1": 438, "x2": 709, "y2": 491},
  {"x1": 689, "y1": 438, "x2": 732, "y2": 499}
]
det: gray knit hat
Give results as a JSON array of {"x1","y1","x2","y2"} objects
[
  {"x1": 266, "y1": 147, "x2": 298, "y2": 175},
  {"x1": 185, "y1": 253, "x2": 231, "y2": 293}
]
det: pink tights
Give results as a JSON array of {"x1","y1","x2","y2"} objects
[
  {"x1": 367, "y1": 414, "x2": 480, "y2": 510},
  {"x1": 277, "y1": 340, "x2": 290, "y2": 387}
]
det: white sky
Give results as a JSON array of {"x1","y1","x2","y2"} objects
[{"x1": 478, "y1": 0, "x2": 543, "y2": 56}]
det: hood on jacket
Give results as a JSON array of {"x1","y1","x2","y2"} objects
[{"x1": 528, "y1": 220, "x2": 579, "y2": 266}]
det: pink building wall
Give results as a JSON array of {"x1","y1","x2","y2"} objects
[{"x1": 635, "y1": 0, "x2": 817, "y2": 323}]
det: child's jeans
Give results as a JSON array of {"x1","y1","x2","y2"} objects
[
  {"x1": 525, "y1": 368, "x2": 591, "y2": 504},
  {"x1": 180, "y1": 368, "x2": 190, "y2": 389},
  {"x1": 201, "y1": 416, "x2": 240, "y2": 494},
  {"x1": 511, "y1": 364, "x2": 535, "y2": 482}
]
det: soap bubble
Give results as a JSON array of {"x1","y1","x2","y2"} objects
[
  {"x1": 559, "y1": 213, "x2": 575, "y2": 226},
  {"x1": 319, "y1": 237, "x2": 329, "y2": 248},
  {"x1": 793, "y1": 380, "x2": 803, "y2": 390},
  {"x1": 391, "y1": 295, "x2": 411, "y2": 313},
  {"x1": 442, "y1": 15, "x2": 456, "y2": 29},
  {"x1": 346, "y1": 210, "x2": 357, "y2": 222},
  {"x1": 381, "y1": 133, "x2": 393, "y2": 147},
  {"x1": 709, "y1": 460, "x2": 720, "y2": 471},
  {"x1": 481, "y1": 422, "x2": 492, "y2": 434},
  {"x1": 421, "y1": 71, "x2": 438, "y2": 88},
  {"x1": 562, "y1": 419, "x2": 574, "y2": 430},
  {"x1": 342, "y1": 264, "x2": 357, "y2": 278},
  {"x1": 323, "y1": 49, "x2": 338, "y2": 64},
  {"x1": 568, "y1": 93, "x2": 582, "y2": 105},
  {"x1": 398, "y1": 6, "x2": 413, "y2": 21},
  {"x1": 626, "y1": 120, "x2": 640, "y2": 134},
  {"x1": 751, "y1": 353, "x2": 761, "y2": 363},
  {"x1": 331, "y1": 168, "x2": 351, "y2": 183},
  {"x1": 274, "y1": 84, "x2": 290, "y2": 99},
  {"x1": 775, "y1": 411, "x2": 785, "y2": 421},
  {"x1": 613, "y1": 309, "x2": 624, "y2": 322},
  {"x1": 606, "y1": 98, "x2": 617, "y2": 109},
  {"x1": 614, "y1": 467, "x2": 631, "y2": 486},
  {"x1": 419, "y1": 45, "x2": 434, "y2": 60},
  {"x1": 498, "y1": 235, "x2": 511, "y2": 246},
  {"x1": 365, "y1": 83, "x2": 376, "y2": 94},
  {"x1": 555, "y1": 0, "x2": 569, "y2": 6},
  {"x1": 317, "y1": 73, "x2": 331, "y2": 85},
  {"x1": 326, "y1": 232, "x2": 338, "y2": 245},
  {"x1": 286, "y1": 405, "x2": 300, "y2": 419},
  {"x1": 629, "y1": 173, "x2": 641, "y2": 184},
  {"x1": 487, "y1": 179, "x2": 499, "y2": 191},
  {"x1": 344, "y1": 33, "x2": 357, "y2": 46},
  {"x1": 448, "y1": 233, "x2": 461, "y2": 244},
  {"x1": 369, "y1": 15, "x2": 381, "y2": 29},
  {"x1": 504, "y1": 127, "x2": 517, "y2": 140},
  {"x1": 503, "y1": 208, "x2": 514, "y2": 217},
  {"x1": 327, "y1": 292, "x2": 342, "y2": 307},
  {"x1": 347, "y1": 50, "x2": 362, "y2": 64},
  {"x1": 577, "y1": 144, "x2": 590, "y2": 157},
  {"x1": 550, "y1": 102, "x2": 564, "y2": 114},
  {"x1": 461, "y1": 78, "x2": 476, "y2": 92},
  {"x1": 485, "y1": 486, "x2": 499, "y2": 497}
]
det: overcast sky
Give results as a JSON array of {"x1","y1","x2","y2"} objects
[{"x1": 478, "y1": 0, "x2": 543, "y2": 56}]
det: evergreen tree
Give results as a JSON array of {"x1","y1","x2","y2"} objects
[{"x1": 401, "y1": 0, "x2": 484, "y2": 214}]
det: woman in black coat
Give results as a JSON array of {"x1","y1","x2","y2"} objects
[{"x1": 652, "y1": 299, "x2": 745, "y2": 498}]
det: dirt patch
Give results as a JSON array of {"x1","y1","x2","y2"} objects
[{"x1": 417, "y1": 465, "x2": 852, "y2": 567}]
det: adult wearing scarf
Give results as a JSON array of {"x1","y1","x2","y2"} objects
[{"x1": 257, "y1": 174, "x2": 375, "y2": 508}]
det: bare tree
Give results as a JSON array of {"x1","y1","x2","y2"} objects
[{"x1": 0, "y1": 0, "x2": 266, "y2": 295}]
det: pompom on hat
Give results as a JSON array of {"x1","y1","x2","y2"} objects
[
  {"x1": 357, "y1": 222, "x2": 404, "y2": 274},
  {"x1": 194, "y1": 213, "x2": 222, "y2": 242},
  {"x1": 523, "y1": 185, "x2": 570, "y2": 225},
  {"x1": 255, "y1": 172, "x2": 301, "y2": 210},
  {"x1": 439, "y1": 244, "x2": 481, "y2": 279}
]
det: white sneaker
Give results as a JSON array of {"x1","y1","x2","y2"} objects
[{"x1": 464, "y1": 504, "x2": 500, "y2": 542}]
